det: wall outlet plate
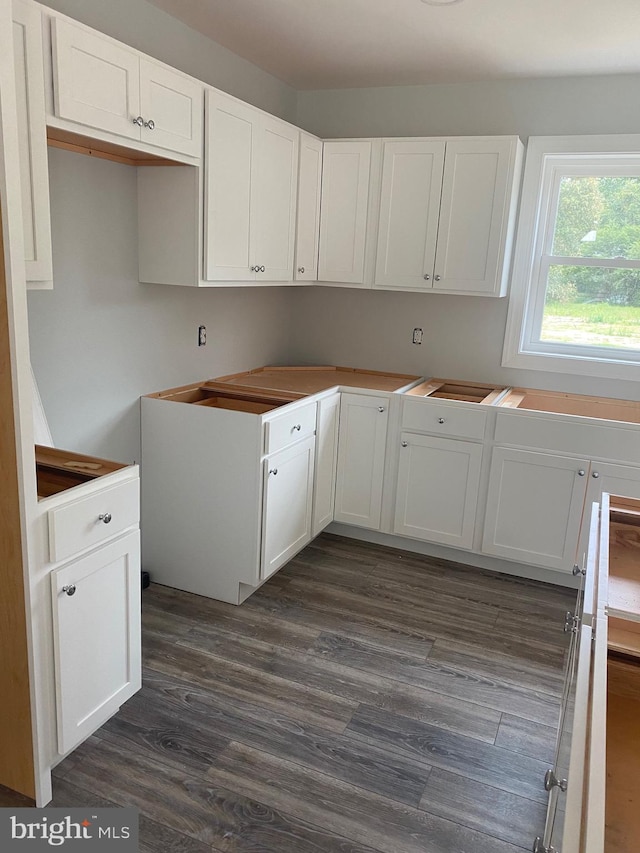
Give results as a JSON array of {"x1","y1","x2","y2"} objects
[
  {"x1": 198, "y1": 325, "x2": 206, "y2": 346},
  {"x1": 412, "y1": 327, "x2": 423, "y2": 345}
]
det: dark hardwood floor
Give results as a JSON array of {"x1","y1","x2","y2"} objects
[{"x1": 25, "y1": 535, "x2": 578, "y2": 851}]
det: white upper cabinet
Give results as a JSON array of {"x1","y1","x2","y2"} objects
[
  {"x1": 51, "y1": 17, "x2": 203, "y2": 158},
  {"x1": 295, "y1": 133, "x2": 323, "y2": 282},
  {"x1": 374, "y1": 136, "x2": 523, "y2": 296},
  {"x1": 204, "y1": 90, "x2": 298, "y2": 283},
  {"x1": 318, "y1": 140, "x2": 373, "y2": 285},
  {"x1": 13, "y1": 0, "x2": 53, "y2": 286},
  {"x1": 433, "y1": 137, "x2": 522, "y2": 296},
  {"x1": 374, "y1": 139, "x2": 445, "y2": 290}
]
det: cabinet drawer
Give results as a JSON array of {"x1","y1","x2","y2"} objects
[
  {"x1": 402, "y1": 398, "x2": 487, "y2": 440},
  {"x1": 264, "y1": 401, "x2": 317, "y2": 454},
  {"x1": 494, "y1": 411, "x2": 640, "y2": 465},
  {"x1": 48, "y1": 478, "x2": 140, "y2": 563}
]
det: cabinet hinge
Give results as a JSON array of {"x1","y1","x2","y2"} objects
[{"x1": 563, "y1": 611, "x2": 579, "y2": 634}]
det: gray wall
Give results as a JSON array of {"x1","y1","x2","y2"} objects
[
  {"x1": 38, "y1": 0, "x2": 297, "y2": 121},
  {"x1": 291, "y1": 74, "x2": 640, "y2": 401},
  {"x1": 28, "y1": 149, "x2": 293, "y2": 462}
]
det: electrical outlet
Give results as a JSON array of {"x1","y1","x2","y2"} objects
[
  {"x1": 412, "y1": 327, "x2": 423, "y2": 345},
  {"x1": 198, "y1": 325, "x2": 207, "y2": 346}
]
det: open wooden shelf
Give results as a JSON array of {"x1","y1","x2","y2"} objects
[{"x1": 36, "y1": 445, "x2": 127, "y2": 499}]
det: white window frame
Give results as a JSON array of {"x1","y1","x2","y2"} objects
[{"x1": 503, "y1": 134, "x2": 640, "y2": 381}]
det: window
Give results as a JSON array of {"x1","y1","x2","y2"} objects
[{"x1": 503, "y1": 135, "x2": 640, "y2": 380}]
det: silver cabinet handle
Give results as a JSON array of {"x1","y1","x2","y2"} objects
[
  {"x1": 251, "y1": 265, "x2": 259, "y2": 272},
  {"x1": 437, "y1": 417, "x2": 445, "y2": 424},
  {"x1": 269, "y1": 468, "x2": 278, "y2": 476},
  {"x1": 401, "y1": 441, "x2": 408, "y2": 447},
  {"x1": 98, "y1": 513, "x2": 112, "y2": 524},
  {"x1": 423, "y1": 274, "x2": 430, "y2": 281},
  {"x1": 293, "y1": 424, "x2": 302, "y2": 431},
  {"x1": 259, "y1": 265, "x2": 266, "y2": 273},
  {"x1": 298, "y1": 267, "x2": 305, "y2": 274},
  {"x1": 592, "y1": 471, "x2": 600, "y2": 478},
  {"x1": 578, "y1": 469, "x2": 586, "y2": 476},
  {"x1": 62, "y1": 584, "x2": 76, "y2": 597},
  {"x1": 378, "y1": 406, "x2": 385, "y2": 413},
  {"x1": 434, "y1": 275, "x2": 441, "y2": 282},
  {"x1": 133, "y1": 116, "x2": 144, "y2": 127},
  {"x1": 144, "y1": 119, "x2": 155, "y2": 130}
]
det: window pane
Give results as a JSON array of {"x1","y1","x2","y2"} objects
[
  {"x1": 552, "y1": 176, "x2": 640, "y2": 260},
  {"x1": 540, "y1": 265, "x2": 640, "y2": 350}
]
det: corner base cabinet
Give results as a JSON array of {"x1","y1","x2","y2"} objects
[{"x1": 536, "y1": 492, "x2": 640, "y2": 852}]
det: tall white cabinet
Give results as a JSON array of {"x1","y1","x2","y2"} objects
[{"x1": 204, "y1": 90, "x2": 298, "y2": 283}]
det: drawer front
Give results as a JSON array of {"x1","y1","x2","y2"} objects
[
  {"x1": 402, "y1": 398, "x2": 487, "y2": 440},
  {"x1": 265, "y1": 401, "x2": 317, "y2": 454},
  {"x1": 48, "y1": 477, "x2": 140, "y2": 563},
  {"x1": 495, "y1": 411, "x2": 640, "y2": 464}
]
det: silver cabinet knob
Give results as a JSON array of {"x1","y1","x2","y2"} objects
[
  {"x1": 378, "y1": 406, "x2": 385, "y2": 413},
  {"x1": 62, "y1": 584, "x2": 76, "y2": 597},
  {"x1": 144, "y1": 119, "x2": 155, "y2": 130},
  {"x1": 578, "y1": 469, "x2": 586, "y2": 476},
  {"x1": 251, "y1": 265, "x2": 259, "y2": 272},
  {"x1": 269, "y1": 468, "x2": 278, "y2": 476},
  {"x1": 592, "y1": 471, "x2": 600, "y2": 479},
  {"x1": 98, "y1": 513, "x2": 112, "y2": 524},
  {"x1": 401, "y1": 441, "x2": 408, "y2": 448},
  {"x1": 438, "y1": 417, "x2": 445, "y2": 424},
  {"x1": 133, "y1": 115, "x2": 144, "y2": 127},
  {"x1": 293, "y1": 424, "x2": 302, "y2": 431},
  {"x1": 259, "y1": 265, "x2": 266, "y2": 273},
  {"x1": 434, "y1": 275, "x2": 441, "y2": 281},
  {"x1": 298, "y1": 267, "x2": 305, "y2": 274},
  {"x1": 423, "y1": 274, "x2": 430, "y2": 281}
]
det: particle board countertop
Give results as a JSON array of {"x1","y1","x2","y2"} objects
[{"x1": 209, "y1": 366, "x2": 422, "y2": 396}]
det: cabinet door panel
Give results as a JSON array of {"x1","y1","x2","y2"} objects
[
  {"x1": 51, "y1": 17, "x2": 140, "y2": 140},
  {"x1": 204, "y1": 91, "x2": 256, "y2": 281},
  {"x1": 253, "y1": 117, "x2": 298, "y2": 281},
  {"x1": 139, "y1": 59, "x2": 203, "y2": 157},
  {"x1": 318, "y1": 141, "x2": 371, "y2": 284},
  {"x1": 334, "y1": 394, "x2": 388, "y2": 530},
  {"x1": 434, "y1": 137, "x2": 516, "y2": 295},
  {"x1": 482, "y1": 447, "x2": 589, "y2": 572},
  {"x1": 50, "y1": 531, "x2": 141, "y2": 755},
  {"x1": 394, "y1": 433, "x2": 482, "y2": 549},
  {"x1": 13, "y1": 1, "x2": 53, "y2": 285},
  {"x1": 374, "y1": 139, "x2": 445, "y2": 290},
  {"x1": 295, "y1": 133, "x2": 323, "y2": 282},
  {"x1": 262, "y1": 437, "x2": 315, "y2": 580},
  {"x1": 312, "y1": 393, "x2": 340, "y2": 536}
]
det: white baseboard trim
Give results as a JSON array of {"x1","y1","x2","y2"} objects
[{"x1": 326, "y1": 522, "x2": 578, "y2": 589}]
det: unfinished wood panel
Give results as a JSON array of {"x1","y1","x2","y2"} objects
[
  {"x1": 498, "y1": 387, "x2": 640, "y2": 425},
  {"x1": 212, "y1": 366, "x2": 421, "y2": 395},
  {"x1": 606, "y1": 673, "x2": 640, "y2": 853},
  {"x1": 47, "y1": 127, "x2": 179, "y2": 167},
  {"x1": 608, "y1": 520, "x2": 640, "y2": 621},
  {"x1": 405, "y1": 378, "x2": 506, "y2": 404},
  {"x1": 0, "y1": 201, "x2": 35, "y2": 799}
]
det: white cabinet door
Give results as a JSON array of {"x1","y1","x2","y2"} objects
[
  {"x1": 334, "y1": 393, "x2": 388, "y2": 530},
  {"x1": 394, "y1": 433, "x2": 482, "y2": 549},
  {"x1": 295, "y1": 133, "x2": 323, "y2": 282},
  {"x1": 204, "y1": 90, "x2": 257, "y2": 281},
  {"x1": 51, "y1": 17, "x2": 140, "y2": 141},
  {"x1": 139, "y1": 59, "x2": 203, "y2": 158},
  {"x1": 50, "y1": 531, "x2": 141, "y2": 755},
  {"x1": 318, "y1": 141, "x2": 372, "y2": 284},
  {"x1": 374, "y1": 139, "x2": 445, "y2": 290},
  {"x1": 262, "y1": 437, "x2": 315, "y2": 580},
  {"x1": 482, "y1": 447, "x2": 589, "y2": 572},
  {"x1": 433, "y1": 137, "x2": 519, "y2": 295},
  {"x1": 13, "y1": 0, "x2": 53, "y2": 286},
  {"x1": 312, "y1": 392, "x2": 341, "y2": 536},
  {"x1": 253, "y1": 115, "x2": 298, "y2": 281}
]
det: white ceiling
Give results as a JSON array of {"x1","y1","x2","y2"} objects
[{"x1": 147, "y1": 0, "x2": 640, "y2": 90}]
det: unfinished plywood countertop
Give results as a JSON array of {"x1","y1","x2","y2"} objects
[{"x1": 209, "y1": 366, "x2": 422, "y2": 396}]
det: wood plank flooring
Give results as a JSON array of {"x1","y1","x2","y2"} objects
[{"x1": 13, "y1": 534, "x2": 576, "y2": 852}]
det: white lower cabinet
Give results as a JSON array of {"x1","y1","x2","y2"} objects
[
  {"x1": 482, "y1": 447, "x2": 589, "y2": 572},
  {"x1": 262, "y1": 437, "x2": 315, "y2": 580},
  {"x1": 312, "y1": 392, "x2": 341, "y2": 536},
  {"x1": 334, "y1": 393, "x2": 389, "y2": 530},
  {"x1": 394, "y1": 433, "x2": 482, "y2": 549},
  {"x1": 50, "y1": 529, "x2": 141, "y2": 755}
]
